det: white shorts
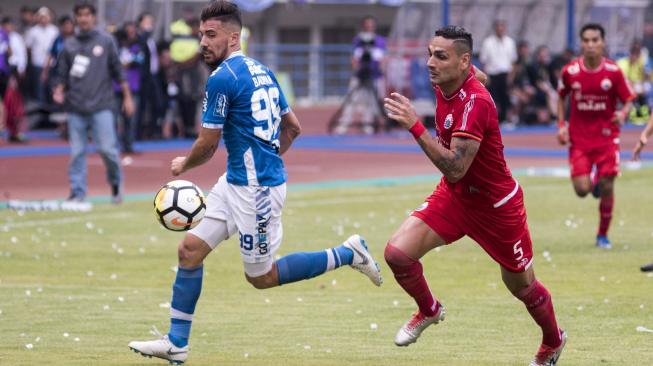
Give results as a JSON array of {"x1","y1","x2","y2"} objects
[{"x1": 189, "y1": 174, "x2": 286, "y2": 277}]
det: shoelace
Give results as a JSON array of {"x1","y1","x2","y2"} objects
[{"x1": 406, "y1": 312, "x2": 428, "y2": 330}]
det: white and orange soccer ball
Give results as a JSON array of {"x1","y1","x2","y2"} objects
[{"x1": 153, "y1": 180, "x2": 206, "y2": 231}]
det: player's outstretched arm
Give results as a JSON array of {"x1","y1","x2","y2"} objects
[
  {"x1": 279, "y1": 111, "x2": 302, "y2": 155},
  {"x1": 171, "y1": 127, "x2": 222, "y2": 176},
  {"x1": 633, "y1": 115, "x2": 653, "y2": 161},
  {"x1": 384, "y1": 92, "x2": 480, "y2": 183}
]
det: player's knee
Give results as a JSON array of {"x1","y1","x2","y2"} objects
[
  {"x1": 384, "y1": 243, "x2": 412, "y2": 267},
  {"x1": 245, "y1": 272, "x2": 277, "y2": 290},
  {"x1": 177, "y1": 240, "x2": 202, "y2": 268},
  {"x1": 573, "y1": 186, "x2": 590, "y2": 197}
]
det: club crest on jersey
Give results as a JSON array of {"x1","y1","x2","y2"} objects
[
  {"x1": 601, "y1": 78, "x2": 612, "y2": 91},
  {"x1": 444, "y1": 114, "x2": 453, "y2": 129},
  {"x1": 214, "y1": 93, "x2": 227, "y2": 117},
  {"x1": 458, "y1": 89, "x2": 467, "y2": 100}
]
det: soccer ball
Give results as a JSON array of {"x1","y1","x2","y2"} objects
[{"x1": 154, "y1": 180, "x2": 206, "y2": 231}]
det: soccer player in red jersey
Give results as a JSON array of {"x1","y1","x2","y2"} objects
[
  {"x1": 557, "y1": 23, "x2": 635, "y2": 249},
  {"x1": 383, "y1": 26, "x2": 565, "y2": 366}
]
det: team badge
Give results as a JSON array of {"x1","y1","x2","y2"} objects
[
  {"x1": 568, "y1": 63, "x2": 580, "y2": 75},
  {"x1": 601, "y1": 78, "x2": 612, "y2": 91},
  {"x1": 214, "y1": 93, "x2": 228, "y2": 117},
  {"x1": 92, "y1": 45, "x2": 104, "y2": 57},
  {"x1": 458, "y1": 89, "x2": 466, "y2": 100},
  {"x1": 414, "y1": 202, "x2": 428, "y2": 212},
  {"x1": 444, "y1": 114, "x2": 453, "y2": 129}
]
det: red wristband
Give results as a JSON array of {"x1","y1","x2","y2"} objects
[
  {"x1": 557, "y1": 120, "x2": 566, "y2": 128},
  {"x1": 409, "y1": 120, "x2": 426, "y2": 139}
]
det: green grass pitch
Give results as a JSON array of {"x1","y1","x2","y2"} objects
[{"x1": 1, "y1": 171, "x2": 652, "y2": 365}]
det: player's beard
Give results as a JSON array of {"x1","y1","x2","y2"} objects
[{"x1": 201, "y1": 46, "x2": 223, "y2": 69}]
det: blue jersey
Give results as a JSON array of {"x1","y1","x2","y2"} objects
[{"x1": 202, "y1": 51, "x2": 290, "y2": 186}]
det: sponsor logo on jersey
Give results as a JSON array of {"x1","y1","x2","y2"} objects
[
  {"x1": 202, "y1": 91, "x2": 208, "y2": 113},
  {"x1": 444, "y1": 113, "x2": 453, "y2": 129},
  {"x1": 571, "y1": 81, "x2": 581, "y2": 89},
  {"x1": 577, "y1": 100, "x2": 607, "y2": 111},
  {"x1": 601, "y1": 78, "x2": 612, "y2": 91}
]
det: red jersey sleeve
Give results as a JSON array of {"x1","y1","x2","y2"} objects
[
  {"x1": 451, "y1": 95, "x2": 489, "y2": 142},
  {"x1": 557, "y1": 65, "x2": 571, "y2": 98},
  {"x1": 614, "y1": 68, "x2": 636, "y2": 103}
]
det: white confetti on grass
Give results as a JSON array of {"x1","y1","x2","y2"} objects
[
  {"x1": 303, "y1": 345, "x2": 311, "y2": 350},
  {"x1": 74, "y1": 337, "x2": 80, "y2": 342},
  {"x1": 370, "y1": 323, "x2": 378, "y2": 330},
  {"x1": 103, "y1": 305, "x2": 110, "y2": 310},
  {"x1": 139, "y1": 247, "x2": 146, "y2": 254},
  {"x1": 264, "y1": 298, "x2": 270, "y2": 304},
  {"x1": 25, "y1": 344, "x2": 33, "y2": 349},
  {"x1": 85, "y1": 222, "x2": 94, "y2": 230},
  {"x1": 117, "y1": 296, "x2": 125, "y2": 302},
  {"x1": 331, "y1": 279, "x2": 337, "y2": 286},
  {"x1": 296, "y1": 297, "x2": 303, "y2": 302},
  {"x1": 576, "y1": 306, "x2": 584, "y2": 311},
  {"x1": 244, "y1": 353, "x2": 249, "y2": 358},
  {"x1": 159, "y1": 302, "x2": 171, "y2": 308},
  {"x1": 392, "y1": 300, "x2": 399, "y2": 307},
  {"x1": 110, "y1": 273, "x2": 117, "y2": 280},
  {"x1": 10, "y1": 236, "x2": 18, "y2": 243},
  {"x1": 63, "y1": 333, "x2": 69, "y2": 337},
  {"x1": 636, "y1": 326, "x2": 653, "y2": 333},
  {"x1": 25, "y1": 290, "x2": 31, "y2": 297},
  {"x1": 599, "y1": 276, "x2": 606, "y2": 282},
  {"x1": 86, "y1": 271, "x2": 94, "y2": 277}
]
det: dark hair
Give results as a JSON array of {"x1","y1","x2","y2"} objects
[
  {"x1": 200, "y1": 1, "x2": 241, "y2": 28},
  {"x1": 435, "y1": 25, "x2": 473, "y2": 54},
  {"x1": 74, "y1": 2, "x2": 96, "y2": 16},
  {"x1": 20, "y1": 6, "x2": 35, "y2": 14},
  {"x1": 580, "y1": 23, "x2": 605, "y2": 40},
  {"x1": 58, "y1": 15, "x2": 72, "y2": 26},
  {"x1": 1, "y1": 16, "x2": 12, "y2": 25},
  {"x1": 137, "y1": 12, "x2": 152, "y2": 25},
  {"x1": 362, "y1": 15, "x2": 376, "y2": 24}
]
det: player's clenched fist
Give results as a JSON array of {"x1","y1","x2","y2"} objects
[
  {"x1": 171, "y1": 157, "x2": 187, "y2": 176},
  {"x1": 384, "y1": 92, "x2": 419, "y2": 129},
  {"x1": 557, "y1": 125, "x2": 569, "y2": 145}
]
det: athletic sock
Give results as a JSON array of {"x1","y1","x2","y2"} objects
[
  {"x1": 276, "y1": 245, "x2": 353, "y2": 285},
  {"x1": 515, "y1": 280, "x2": 562, "y2": 348},
  {"x1": 168, "y1": 266, "x2": 203, "y2": 348},
  {"x1": 598, "y1": 194, "x2": 614, "y2": 237},
  {"x1": 384, "y1": 244, "x2": 438, "y2": 317}
]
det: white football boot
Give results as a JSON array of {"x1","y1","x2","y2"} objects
[
  {"x1": 529, "y1": 330, "x2": 567, "y2": 366},
  {"x1": 128, "y1": 327, "x2": 189, "y2": 365},
  {"x1": 394, "y1": 304, "x2": 446, "y2": 346},
  {"x1": 343, "y1": 234, "x2": 383, "y2": 286}
]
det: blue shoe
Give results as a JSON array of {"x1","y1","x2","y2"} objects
[{"x1": 596, "y1": 235, "x2": 612, "y2": 249}]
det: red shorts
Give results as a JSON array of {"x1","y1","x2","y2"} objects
[
  {"x1": 569, "y1": 144, "x2": 620, "y2": 178},
  {"x1": 411, "y1": 183, "x2": 533, "y2": 272}
]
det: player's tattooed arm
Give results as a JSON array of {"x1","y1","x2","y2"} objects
[
  {"x1": 279, "y1": 111, "x2": 302, "y2": 155},
  {"x1": 172, "y1": 128, "x2": 222, "y2": 176},
  {"x1": 417, "y1": 136, "x2": 480, "y2": 183}
]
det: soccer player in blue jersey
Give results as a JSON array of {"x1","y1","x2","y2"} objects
[{"x1": 128, "y1": 2, "x2": 382, "y2": 364}]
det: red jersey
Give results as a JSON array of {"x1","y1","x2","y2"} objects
[
  {"x1": 558, "y1": 57, "x2": 635, "y2": 149},
  {"x1": 433, "y1": 70, "x2": 517, "y2": 208}
]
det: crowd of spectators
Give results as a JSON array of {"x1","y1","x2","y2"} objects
[{"x1": 0, "y1": 5, "x2": 210, "y2": 148}]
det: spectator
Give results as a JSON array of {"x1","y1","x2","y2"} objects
[
  {"x1": 549, "y1": 48, "x2": 574, "y2": 89},
  {"x1": 480, "y1": 20, "x2": 517, "y2": 124},
  {"x1": 0, "y1": 17, "x2": 11, "y2": 140},
  {"x1": 527, "y1": 46, "x2": 557, "y2": 125},
  {"x1": 137, "y1": 12, "x2": 164, "y2": 140},
  {"x1": 115, "y1": 21, "x2": 145, "y2": 154},
  {"x1": 24, "y1": 6, "x2": 58, "y2": 103},
  {"x1": 169, "y1": 14, "x2": 202, "y2": 137},
  {"x1": 510, "y1": 40, "x2": 535, "y2": 123},
  {"x1": 18, "y1": 6, "x2": 35, "y2": 35},
  {"x1": 617, "y1": 39, "x2": 650, "y2": 124},
  {"x1": 332, "y1": 15, "x2": 387, "y2": 134},
  {"x1": 158, "y1": 43, "x2": 184, "y2": 139},
  {"x1": 52, "y1": 2, "x2": 134, "y2": 203},
  {"x1": 2, "y1": 17, "x2": 28, "y2": 143},
  {"x1": 41, "y1": 15, "x2": 74, "y2": 89}
]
